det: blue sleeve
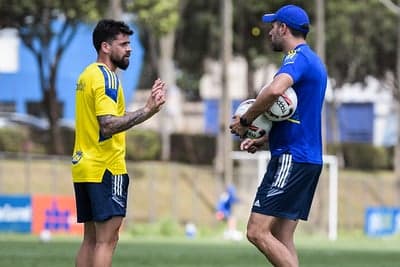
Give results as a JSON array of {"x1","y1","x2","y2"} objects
[{"x1": 276, "y1": 51, "x2": 308, "y2": 84}]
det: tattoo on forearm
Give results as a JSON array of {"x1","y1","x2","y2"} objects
[{"x1": 98, "y1": 108, "x2": 152, "y2": 137}]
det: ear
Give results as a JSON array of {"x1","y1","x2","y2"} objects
[
  {"x1": 279, "y1": 23, "x2": 287, "y2": 34},
  {"x1": 101, "y1": 41, "x2": 111, "y2": 54},
  {"x1": 280, "y1": 23, "x2": 290, "y2": 36}
]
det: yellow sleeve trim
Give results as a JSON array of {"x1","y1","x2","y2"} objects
[{"x1": 287, "y1": 118, "x2": 301, "y2": 124}]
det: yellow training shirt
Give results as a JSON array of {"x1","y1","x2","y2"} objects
[{"x1": 72, "y1": 63, "x2": 127, "y2": 183}]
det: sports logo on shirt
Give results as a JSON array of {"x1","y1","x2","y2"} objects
[
  {"x1": 72, "y1": 151, "x2": 83, "y2": 164},
  {"x1": 76, "y1": 82, "x2": 85, "y2": 91},
  {"x1": 283, "y1": 49, "x2": 299, "y2": 65}
]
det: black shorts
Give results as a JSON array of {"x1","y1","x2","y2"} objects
[
  {"x1": 74, "y1": 169, "x2": 130, "y2": 223},
  {"x1": 251, "y1": 154, "x2": 322, "y2": 221}
]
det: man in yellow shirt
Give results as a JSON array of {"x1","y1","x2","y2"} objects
[{"x1": 72, "y1": 19, "x2": 166, "y2": 267}]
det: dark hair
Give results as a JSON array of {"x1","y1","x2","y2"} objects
[
  {"x1": 92, "y1": 19, "x2": 133, "y2": 52},
  {"x1": 276, "y1": 21, "x2": 308, "y2": 39},
  {"x1": 289, "y1": 27, "x2": 308, "y2": 39}
]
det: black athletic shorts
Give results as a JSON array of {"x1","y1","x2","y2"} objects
[
  {"x1": 251, "y1": 154, "x2": 322, "y2": 221},
  {"x1": 74, "y1": 169, "x2": 129, "y2": 222}
]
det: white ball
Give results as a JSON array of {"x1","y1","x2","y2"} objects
[
  {"x1": 185, "y1": 222, "x2": 197, "y2": 238},
  {"x1": 234, "y1": 99, "x2": 272, "y2": 139},
  {"x1": 39, "y1": 229, "x2": 52, "y2": 242},
  {"x1": 264, "y1": 87, "x2": 297, "y2": 121}
]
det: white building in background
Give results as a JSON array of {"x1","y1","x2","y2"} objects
[
  {"x1": 252, "y1": 63, "x2": 277, "y2": 94},
  {"x1": 199, "y1": 56, "x2": 248, "y2": 100},
  {"x1": 0, "y1": 28, "x2": 19, "y2": 73},
  {"x1": 332, "y1": 76, "x2": 397, "y2": 146},
  {"x1": 199, "y1": 56, "x2": 248, "y2": 134}
]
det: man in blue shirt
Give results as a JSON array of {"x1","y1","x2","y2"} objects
[
  {"x1": 230, "y1": 5, "x2": 327, "y2": 267},
  {"x1": 215, "y1": 185, "x2": 243, "y2": 241}
]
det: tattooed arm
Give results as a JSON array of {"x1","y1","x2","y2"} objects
[
  {"x1": 98, "y1": 78, "x2": 166, "y2": 138},
  {"x1": 98, "y1": 108, "x2": 153, "y2": 138}
]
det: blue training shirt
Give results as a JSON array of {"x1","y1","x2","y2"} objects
[{"x1": 268, "y1": 44, "x2": 327, "y2": 164}]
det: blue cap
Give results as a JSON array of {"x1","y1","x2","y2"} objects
[{"x1": 262, "y1": 5, "x2": 310, "y2": 34}]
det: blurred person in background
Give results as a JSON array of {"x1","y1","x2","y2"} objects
[
  {"x1": 230, "y1": 5, "x2": 327, "y2": 267},
  {"x1": 71, "y1": 19, "x2": 166, "y2": 267},
  {"x1": 215, "y1": 184, "x2": 243, "y2": 241}
]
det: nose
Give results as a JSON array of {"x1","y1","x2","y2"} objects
[{"x1": 127, "y1": 44, "x2": 132, "y2": 53}]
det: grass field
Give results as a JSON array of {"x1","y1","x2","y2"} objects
[
  {"x1": 1, "y1": 156, "x2": 400, "y2": 266},
  {"x1": 1, "y1": 234, "x2": 400, "y2": 267}
]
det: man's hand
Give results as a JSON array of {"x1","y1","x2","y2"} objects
[
  {"x1": 229, "y1": 115, "x2": 248, "y2": 138},
  {"x1": 97, "y1": 78, "x2": 166, "y2": 138},
  {"x1": 145, "y1": 78, "x2": 166, "y2": 114},
  {"x1": 240, "y1": 135, "x2": 268, "y2": 154}
]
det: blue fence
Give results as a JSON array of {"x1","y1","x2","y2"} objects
[
  {"x1": 364, "y1": 207, "x2": 400, "y2": 237},
  {"x1": 0, "y1": 195, "x2": 31, "y2": 233}
]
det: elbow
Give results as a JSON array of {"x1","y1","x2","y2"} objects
[
  {"x1": 100, "y1": 127, "x2": 112, "y2": 139},
  {"x1": 269, "y1": 87, "x2": 283, "y2": 98},
  {"x1": 97, "y1": 115, "x2": 116, "y2": 139},
  {"x1": 260, "y1": 85, "x2": 281, "y2": 99},
  {"x1": 99, "y1": 124, "x2": 113, "y2": 139}
]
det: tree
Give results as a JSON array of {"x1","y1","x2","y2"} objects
[
  {"x1": 218, "y1": 0, "x2": 233, "y2": 186},
  {"x1": 325, "y1": 1, "x2": 397, "y2": 86},
  {"x1": 173, "y1": 0, "x2": 220, "y2": 99},
  {"x1": 0, "y1": 0, "x2": 106, "y2": 154},
  {"x1": 378, "y1": 0, "x2": 400, "y2": 203},
  {"x1": 127, "y1": 0, "x2": 182, "y2": 160}
]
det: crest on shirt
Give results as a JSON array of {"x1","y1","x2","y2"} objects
[
  {"x1": 283, "y1": 49, "x2": 299, "y2": 65},
  {"x1": 72, "y1": 151, "x2": 83, "y2": 164},
  {"x1": 76, "y1": 82, "x2": 84, "y2": 91}
]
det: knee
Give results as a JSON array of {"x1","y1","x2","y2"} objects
[
  {"x1": 97, "y1": 234, "x2": 119, "y2": 249},
  {"x1": 246, "y1": 224, "x2": 263, "y2": 245},
  {"x1": 83, "y1": 236, "x2": 97, "y2": 250},
  {"x1": 109, "y1": 234, "x2": 119, "y2": 249},
  {"x1": 247, "y1": 223, "x2": 275, "y2": 247}
]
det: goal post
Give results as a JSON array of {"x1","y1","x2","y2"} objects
[
  {"x1": 323, "y1": 155, "x2": 338, "y2": 241},
  {"x1": 231, "y1": 151, "x2": 339, "y2": 241}
]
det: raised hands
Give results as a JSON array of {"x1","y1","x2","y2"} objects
[{"x1": 146, "y1": 78, "x2": 166, "y2": 114}]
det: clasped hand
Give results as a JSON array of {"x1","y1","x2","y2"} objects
[{"x1": 229, "y1": 116, "x2": 267, "y2": 154}]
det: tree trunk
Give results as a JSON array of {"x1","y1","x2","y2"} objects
[
  {"x1": 158, "y1": 32, "x2": 176, "y2": 161},
  {"x1": 315, "y1": 0, "x2": 326, "y2": 230},
  {"x1": 107, "y1": 0, "x2": 122, "y2": 19},
  {"x1": 148, "y1": 33, "x2": 160, "y2": 77},
  {"x1": 395, "y1": 6, "x2": 400, "y2": 204},
  {"x1": 247, "y1": 66, "x2": 256, "y2": 98},
  {"x1": 216, "y1": 0, "x2": 233, "y2": 186},
  {"x1": 376, "y1": 0, "x2": 400, "y2": 202},
  {"x1": 315, "y1": 0, "x2": 326, "y2": 145},
  {"x1": 43, "y1": 88, "x2": 63, "y2": 155}
]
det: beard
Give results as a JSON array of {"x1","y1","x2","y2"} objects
[
  {"x1": 271, "y1": 40, "x2": 283, "y2": 52},
  {"x1": 270, "y1": 34, "x2": 284, "y2": 52},
  {"x1": 111, "y1": 55, "x2": 130, "y2": 70}
]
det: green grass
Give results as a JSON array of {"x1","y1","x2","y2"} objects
[{"x1": 0, "y1": 234, "x2": 400, "y2": 267}]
